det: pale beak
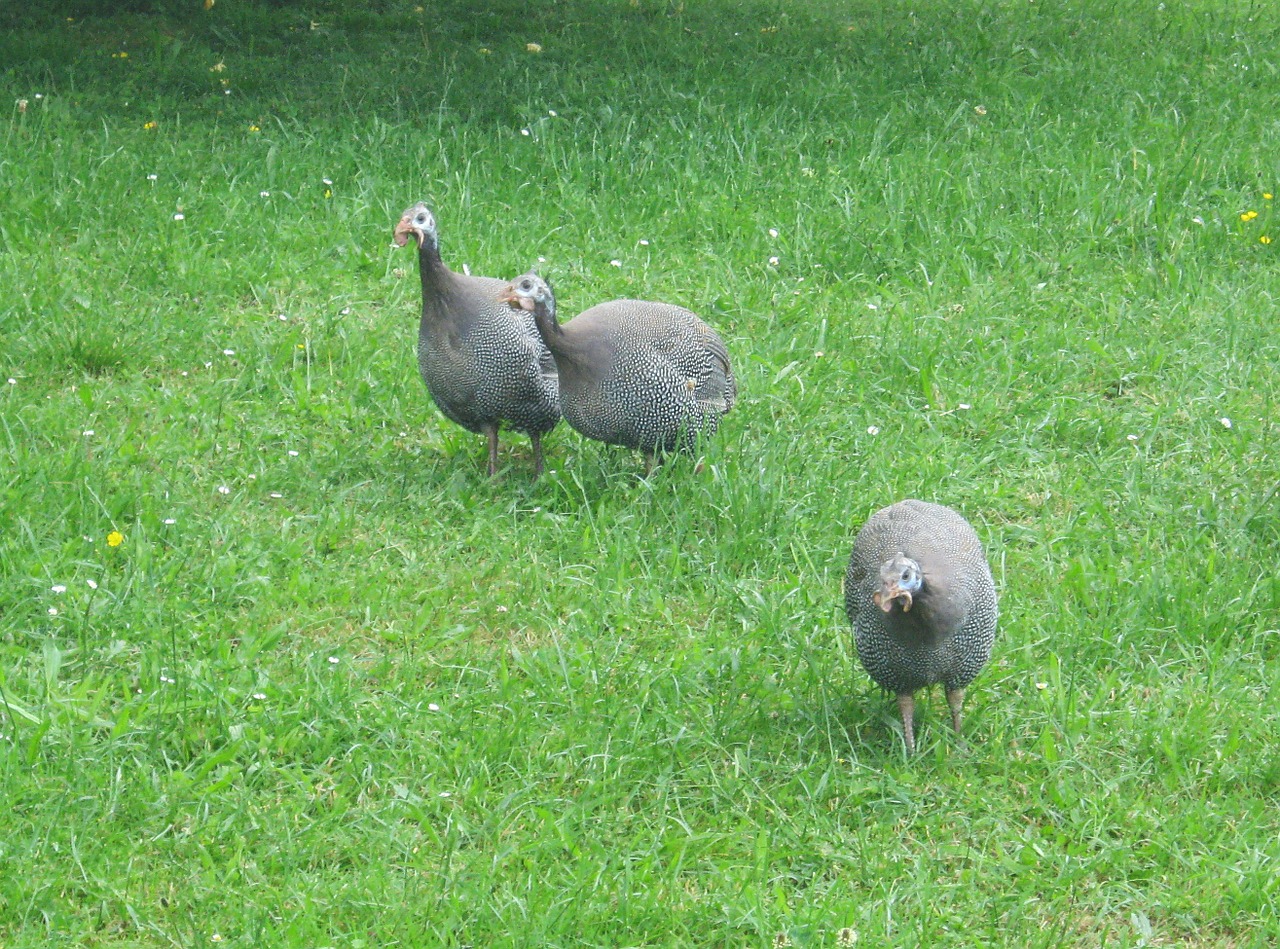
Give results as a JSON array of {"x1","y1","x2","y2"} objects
[
  {"x1": 873, "y1": 584, "x2": 913, "y2": 613},
  {"x1": 393, "y1": 216, "x2": 421, "y2": 248},
  {"x1": 498, "y1": 287, "x2": 535, "y2": 311}
]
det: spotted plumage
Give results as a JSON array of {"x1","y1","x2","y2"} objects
[
  {"x1": 394, "y1": 203, "x2": 559, "y2": 476},
  {"x1": 844, "y1": 500, "x2": 998, "y2": 753},
  {"x1": 499, "y1": 273, "x2": 735, "y2": 473}
]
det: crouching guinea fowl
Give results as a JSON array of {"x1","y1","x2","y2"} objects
[
  {"x1": 393, "y1": 203, "x2": 559, "y2": 476},
  {"x1": 844, "y1": 500, "x2": 998, "y2": 753},
  {"x1": 497, "y1": 272, "x2": 735, "y2": 473}
]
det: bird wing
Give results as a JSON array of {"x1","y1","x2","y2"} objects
[{"x1": 655, "y1": 320, "x2": 735, "y2": 412}]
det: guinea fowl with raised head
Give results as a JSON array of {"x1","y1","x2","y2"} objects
[
  {"x1": 393, "y1": 203, "x2": 559, "y2": 476},
  {"x1": 498, "y1": 272, "x2": 735, "y2": 473},
  {"x1": 844, "y1": 500, "x2": 998, "y2": 753}
]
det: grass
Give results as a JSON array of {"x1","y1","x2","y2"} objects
[{"x1": 1, "y1": 0, "x2": 1278, "y2": 945}]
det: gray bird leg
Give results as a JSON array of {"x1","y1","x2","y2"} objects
[
  {"x1": 946, "y1": 687, "x2": 966, "y2": 737},
  {"x1": 485, "y1": 425, "x2": 500, "y2": 477},
  {"x1": 530, "y1": 432, "x2": 544, "y2": 478},
  {"x1": 897, "y1": 692, "x2": 917, "y2": 754}
]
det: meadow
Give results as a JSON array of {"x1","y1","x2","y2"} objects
[{"x1": 1, "y1": 0, "x2": 1278, "y2": 945}]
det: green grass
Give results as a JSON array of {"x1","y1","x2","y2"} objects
[{"x1": 2, "y1": 0, "x2": 1279, "y2": 945}]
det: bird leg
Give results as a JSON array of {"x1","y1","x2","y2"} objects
[
  {"x1": 643, "y1": 451, "x2": 660, "y2": 477},
  {"x1": 946, "y1": 687, "x2": 966, "y2": 737},
  {"x1": 897, "y1": 692, "x2": 917, "y2": 754},
  {"x1": 530, "y1": 432, "x2": 544, "y2": 478},
  {"x1": 485, "y1": 425, "x2": 500, "y2": 477}
]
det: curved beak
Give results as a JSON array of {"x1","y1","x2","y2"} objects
[
  {"x1": 498, "y1": 287, "x2": 536, "y2": 311},
  {"x1": 393, "y1": 216, "x2": 420, "y2": 248},
  {"x1": 873, "y1": 585, "x2": 913, "y2": 613}
]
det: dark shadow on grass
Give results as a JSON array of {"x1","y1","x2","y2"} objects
[
  {"x1": 2, "y1": 0, "x2": 958, "y2": 129},
  {"x1": 38, "y1": 329, "x2": 135, "y2": 380}
]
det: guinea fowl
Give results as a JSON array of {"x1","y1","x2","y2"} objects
[
  {"x1": 844, "y1": 500, "x2": 998, "y2": 753},
  {"x1": 497, "y1": 272, "x2": 735, "y2": 473},
  {"x1": 393, "y1": 202, "x2": 559, "y2": 476}
]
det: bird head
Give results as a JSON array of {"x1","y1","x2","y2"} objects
[
  {"x1": 499, "y1": 272, "x2": 555, "y2": 318},
  {"x1": 873, "y1": 554, "x2": 922, "y2": 613},
  {"x1": 393, "y1": 202, "x2": 437, "y2": 249}
]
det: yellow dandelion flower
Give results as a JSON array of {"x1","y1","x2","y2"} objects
[
  {"x1": 1262, "y1": 236, "x2": 1273, "y2": 245},
  {"x1": 526, "y1": 42, "x2": 543, "y2": 53},
  {"x1": 1241, "y1": 210, "x2": 1258, "y2": 222},
  {"x1": 143, "y1": 121, "x2": 157, "y2": 130},
  {"x1": 248, "y1": 124, "x2": 260, "y2": 132},
  {"x1": 1264, "y1": 193, "x2": 1273, "y2": 200},
  {"x1": 107, "y1": 531, "x2": 124, "y2": 547}
]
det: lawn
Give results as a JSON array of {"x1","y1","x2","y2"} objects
[{"x1": 1, "y1": 0, "x2": 1278, "y2": 945}]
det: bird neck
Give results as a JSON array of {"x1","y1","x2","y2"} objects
[
  {"x1": 416, "y1": 240, "x2": 466, "y2": 334},
  {"x1": 531, "y1": 302, "x2": 565, "y2": 347},
  {"x1": 417, "y1": 239, "x2": 448, "y2": 296},
  {"x1": 884, "y1": 583, "x2": 960, "y2": 645}
]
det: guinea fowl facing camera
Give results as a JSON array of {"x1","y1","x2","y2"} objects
[
  {"x1": 393, "y1": 203, "x2": 559, "y2": 476},
  {"x1": 844, "y1": 500, "x2": 998, "y2": 753},
  {"x1": 498, "y1": 272, "x2": 735, "y2": 474}
]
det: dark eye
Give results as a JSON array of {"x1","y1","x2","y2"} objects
[
  {"x1": 520, "y1": 279, "x2": 533, "y2": 290},
  {"x1": 901, "y1": 569, "x2": 911, "y2": 581},
  {"x1": 415, "y1": 214, "x2": 428, "y2": 225}
]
